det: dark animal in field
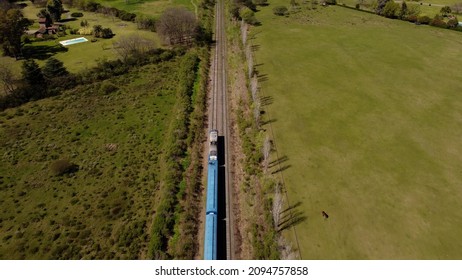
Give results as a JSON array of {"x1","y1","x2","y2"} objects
[{"x1": 322, "y1": 211, "x2": 329, "y2": 219}]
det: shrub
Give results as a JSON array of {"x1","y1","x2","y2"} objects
[
  {"x1": 382, "y1": 1, "x2": 399, "y2": 18},
  {"x1": 118, "y1": 11, "x2": 136, "y2": 21},
  {"x1": 325, "y1": 0, "x2": 337, "y2": 4},
  {"x1": 50, "y1": 159, "x2": 78, "y2": 176},
  {"x1": 240, "y1": 7, "x2": 259, "y2": 25},
  {"x1": 273, "y1": 6, "x2": 288, "y2": 16},
  {"x1": 71, "y1": 12, "x2": 83, "y2": 17},
  {"x1": 430, "y1": 15, "x2": 447, "y2": 28},
  {"x1": 406, "y1": 14, "x2": 418, "y2": 22},
  {"x1": 100, "y1": 81, "x2": 119, "y2": 95},
  {"x1": 417, "y1": 15, "x2": 431, "y2": 24},
  {"x1": 101, "y1": 28, "x2": 114, "y2": 38},
  {"x1": 447, "y1": 18, "x2": 459, "y2": 28}
]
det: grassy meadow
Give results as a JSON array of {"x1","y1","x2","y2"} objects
[
  {"x1": 96, "y1": 0, "x2": 195, "y2": 17},
  {"x1": 251, "y1": 3, "x2": 462, "y2": 259},
  {"x1": 0, "y1": 58, "x2": 184, "y2": 259}
]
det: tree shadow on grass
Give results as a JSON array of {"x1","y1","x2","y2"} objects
[
  {"x1": 269, "y1": 154, "x2": 289, "y2": 168},
  {"x1": 277, "y1": 201, "x2": 306, "y2": 232},
  {"x1": 271, "y1": 163, "x2": 290, "y2": 174},
  {"x1": 22, "y1": 44, "x2": 68, "y2": 60},
  {"x1": 260, "y1": 95, "x2": 273, "y2": 106}
]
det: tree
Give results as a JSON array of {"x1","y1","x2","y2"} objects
[
  {"x1": 399, "y1": 1, "x2": 408, "y2": 19},
  {"x1": 101, "y1": 28, "x2": 114, "y2": 38},
  {"x1": 0, "y1": 62, "x2": 16, "y2": 95},
  {"x1": 21, "y1": 59, "x2": 47, "y2": 100},
  {"x1": 136, "y1": 15, "x2": 156, "y2": 31},
  {"x1": 21, "y1": 59, "x2": 44, "y2": 86},
  {"x1": 382, "y1": 0, "x2": 399, "y2": 18},
  {"x1": 440, "y1": 6, "x2": 452, "y2": 17},
  {"x1": 240, "y1": 6, "x2": 258, "y2": 25},
  {"x1": 430, "y1": 14, "x2": 447, "y2": 28},
  {"x1": 375, "y1": 0, "x2": 392, "y2": 15},
  {"x1": 37, "y1": 8, "x2": 52, "y2": 25},
  {"x1": 447, "y1": 17, "x2": 459, "y2": 28},
  {"x1": 156, "y1": 7, "x2": 198, "y2": 45},
  {"x1": 42, "y1": 57, "x2": 68, "y2": 79},
  {"x1": 0, "y1": 9, "x2": 32, "y2": 58},
  {"x1": 113, "y1": 34, "x2": 156, "y2": 62},
  {"x1": 46, "y1": 0, "x2": 64, "y2": 21},
  {"x1": 407, "y1": 3, "x2": 421, "y2": 17},
  {"x1": 93, "y1": 24, "x2": 102, "y2": 37}
]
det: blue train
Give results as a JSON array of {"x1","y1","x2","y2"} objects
[{"x1": 204, "y1": 129, "x2": 218, "y2": 260}]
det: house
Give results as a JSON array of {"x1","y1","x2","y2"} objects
[{"x1": 26, "y1": 17, "x2": 62, "y2": 38}]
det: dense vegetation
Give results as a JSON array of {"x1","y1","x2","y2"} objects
[{"x1": 0, "y1": 55, "x2": 178, "y2": 258}]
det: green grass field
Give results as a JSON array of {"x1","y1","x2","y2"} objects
[
  {"x1": 0, "y1": 58, "x2": 184, "y2": 259},
  {"x1": 251, "y1": 3, "x2": 462, "y2": 259},
  {"x1": 96, "y1": 0, "x2": 195, "y2": 17}
]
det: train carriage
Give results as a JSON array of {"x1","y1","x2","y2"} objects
[{"x1": 204, "y1": 130, "x2": 218, "y2": 260}]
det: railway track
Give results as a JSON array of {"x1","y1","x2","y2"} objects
[{"x1": 208, "y1": 0, "x2": 234, "y2": 260}]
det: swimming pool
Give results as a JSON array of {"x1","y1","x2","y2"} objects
[{"x1": 59, "y1": 37, "x2": 88, "y2": 46}]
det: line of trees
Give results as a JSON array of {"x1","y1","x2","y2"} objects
[
  {"x1": 64, "y1": 0, "x2": 137, "y2": 21},
  {"x1": 359, "y1": 0, "x2": 462, "y2": 31},
  {"x1": 0, "y1": 57, "x2": 74, "y2": 109}
]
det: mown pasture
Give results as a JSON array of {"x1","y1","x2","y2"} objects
[
  {"x1": 0, "y1": 58, "x2": 184, "y2": 259},
  {"x1": 251, "y1": 3, "x2": 462, "y2": 259}
]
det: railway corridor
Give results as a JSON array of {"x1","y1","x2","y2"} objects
[{"x1": 208, "y1": 0, "x2": 234, "y2": 260}]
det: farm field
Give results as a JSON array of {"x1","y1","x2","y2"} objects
[
  {"x1": 0, "y1": 58, "x2": 184, "y2": 259},
  {"x1": 251, "y1": 4, "x2": 462, "y2": 259}
]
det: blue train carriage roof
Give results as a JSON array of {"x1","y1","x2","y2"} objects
[
  {"x1": 204, "y1": 213, "x2": 217, "y2": 260},
  {"x1": 206, "y1": 160, "x2": 218, "y2": 213}
]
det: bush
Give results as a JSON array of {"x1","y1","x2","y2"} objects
[
  {"x1": 406, "y1": 15, "x2": 418, "y2": 22},
  {"x1": 273, "y1": 6, "x2": 288, "y2": 16},
  {"x1": 417, "y1": 15, "x2": 431, "y2": 24},
  {"x1": 71, "y1": 12, "x2": 83, "y2": 17},
  {"x1": 325, "y1": 0, "x2": 337, "y2": 4},
  {"x1": 118, "y1": 11, "x2": 136, "y2": 21},
  {"x1": 99, "y1": 81, "x2": 119, "y2": 95},
  {"x1": 50, "y1": 159, "x2": 78, "y2": 176},
  {"x1": 382, "y1": 1, "x2": 399, "y2": 18},
  {"x1": 101, "y1": 28, "x2": 114, "y2": 38},
  {"x1": 430, "y1": 15, "x2": 447, "y2": 28},
  {"x1": 240, "y1": 7, "x2": 259, "y2": 25},
  {"x1": 447, "y1": 18, "x2": 459, "y2": 28}
]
